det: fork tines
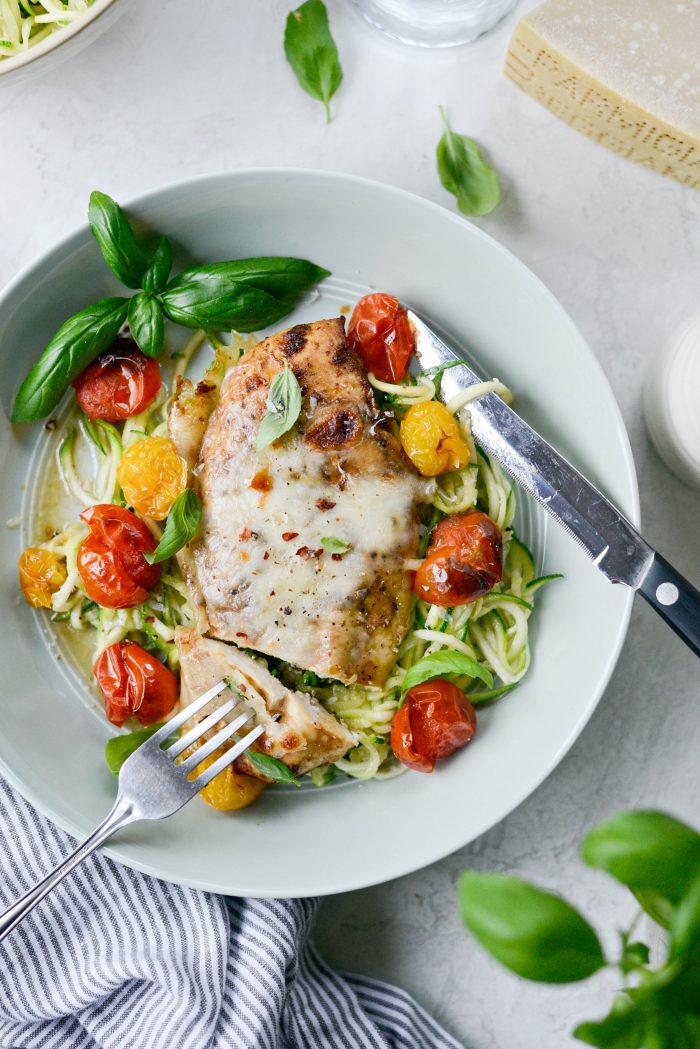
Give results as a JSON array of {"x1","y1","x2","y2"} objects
[{"x1": 138, "y1": 680, "x2": 266, "y2": 792}]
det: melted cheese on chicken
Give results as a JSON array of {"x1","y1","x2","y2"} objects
[{"x1": 171, "y1": 317, "x2": 431, "y2": 687}]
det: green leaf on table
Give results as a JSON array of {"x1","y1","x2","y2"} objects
[
  {"x1": 160, "y1": 257, "x2": 330, "y2": 331},
  {"x1": 581, "y1": 811, "x2": 700, "y2": 912},
  {"x1": 459, "y1": 871, "x2": 606, "y2": 984},
  {"x1": 245, "y1": 750, "x2": 300, "y2": 786},
  {"x1": 128, "y1": 292, "x2": 164, "y2": 358},
  {"x1": 436, "y1": 106, "x2": 500, "y2": 217},
  {"x1": 284, "y1": 0, "x2": 342, "y2": 122},
  {"x1": 141, "y1": 236, "x2": 173, "y2": 294},
  {"x1": 401, "y1": 650, "x2": 493, "y2": 693},
  {"x1": 145, "y1": 488, "x2": 202, "y2": 565},
  {"x1": 11, "y1": 296, "x2": 130, "y2": 422},
  {"x1": 88, "y1": 190, "x2": 149, "y2": 288},
  {"x1": 256, "y1": 364, "x2": 302, "y2": 451},
  {"x1": 105, "y1": 723, "x2": 177, "y2": 776},
  {"x1": 320, "y1": 536, "x2": 351, "y2": 555}
]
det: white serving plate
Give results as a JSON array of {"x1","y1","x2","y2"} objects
[{"x1": 0, "y1": 170, "x2": 637, "y2": 897}]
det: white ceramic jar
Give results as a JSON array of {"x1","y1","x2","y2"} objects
[{"x1": 644, "y1": 311, "x2": 700, "y2": 492}]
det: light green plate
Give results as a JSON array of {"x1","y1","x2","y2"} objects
[{"x1": 0, "y1": 170, "x2": 637, "y2": 897}]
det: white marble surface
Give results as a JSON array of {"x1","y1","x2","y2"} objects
[{"x1": 3, "y1": 1, "x2": 700, "y2": 1045}]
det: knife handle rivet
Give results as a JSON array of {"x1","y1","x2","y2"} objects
[{"x1": 656, "y1": 582, "x2": 679, "y2": 606}]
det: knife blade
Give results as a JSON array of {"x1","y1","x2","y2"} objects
[{"x1": 407, "y1": 310, "x2": 700, "y2": 657}]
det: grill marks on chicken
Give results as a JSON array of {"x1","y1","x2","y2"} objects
[{"x1": 180, "y1": 317, "x2": 427, "y2": 688}]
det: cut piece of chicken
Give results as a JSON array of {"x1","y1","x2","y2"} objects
[
  {"x1": 177, "y1": 629, "x2": 358, "y2": 778},
  {"x1": 183, "y1": 317, "x2": 431, "y2": 688}
]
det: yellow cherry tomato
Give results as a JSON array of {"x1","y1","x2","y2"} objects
[
  {"x1": 189, "y1": 746, "x2": 266, "y2": 812},
  {"x1": 117, "y1": 436, "x2": 187, "y2": 520},
  {"x1": 18, "y1": 547, "x2": 67, "y2": 608},
  {"x1": 400, "y1": 401, "x2": 470, "y2": 477}
]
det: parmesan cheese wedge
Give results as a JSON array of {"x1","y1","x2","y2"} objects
[{"x1": 505, "y1": 0, "x2": 700, "y2": 189}]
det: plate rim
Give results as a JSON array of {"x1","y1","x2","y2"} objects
[{"x1": 0, "y1": 168, "x2": 639, "y2": 895}]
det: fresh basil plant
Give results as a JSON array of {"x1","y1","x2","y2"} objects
[{"x1": 459, "y1": 810, "x2": 700, "y2": 1048}]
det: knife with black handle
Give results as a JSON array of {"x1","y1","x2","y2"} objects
[{"x1": 408, "y1": 311, "x2": 700, "y2": 658}]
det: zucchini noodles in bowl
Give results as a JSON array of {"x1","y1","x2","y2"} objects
[
  {"x1": 24, "y1": 316, "x2": 557, "y2": 797},
  {"x1": 11, "y1": 192, "x2": 559, "y2": 813}
]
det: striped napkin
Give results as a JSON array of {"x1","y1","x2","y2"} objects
[{"x1": 0, "y1": 779, "x2": 463, "y2": 1049}]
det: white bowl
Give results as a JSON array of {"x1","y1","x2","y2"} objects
[
  {"x1": 0, "y1": 170, "x2": 638, "y2": 896},
  {"x1": 0, "y1": 0, "x2": 125, "y2": 84}
]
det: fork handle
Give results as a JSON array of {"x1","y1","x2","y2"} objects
[{"x1": 0, "y1": 797, "x2": 135, "y2": 944}]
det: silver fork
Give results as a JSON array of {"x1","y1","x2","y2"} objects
[{"x1": 0, "y1": 680, "x2": 262, "y2": 943}]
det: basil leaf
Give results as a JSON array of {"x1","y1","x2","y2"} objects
[
  {"x1": 128, "y1": 292, "x2": 164, "y2": 358},
  {"x1": 160, "y1": 257, "x2": 330, "y2": 331},
  {"x1": 284, "y1": 0, "x2": 342, "y2": 122},
  {"x1": 574, "y1": 994, "x2": 648, "y2": 1048},
  {"x1": 145, "y1": 488, "x2": 202, "y2": 565},
  {"x1": 141, "y1": 236, "x2": 173, "y2": 294},
  {"x1": 88, "y1": 190, "x2": 148, "y2": 288},
  {"x1": 459, "y1": 872, "x2": 606, "y2": 984},
  {"x1": 105, "y1": 723, "x2": 177, "y2": 776},
  {"x1": 436, "y1": 107, "x2": 500, "y2": 217},
  {"x1": 401, "y1": 650, "x2": 493, "y2": 693},
  {"x1": 321, "y1": 536, "x2": 351, "y2": 554},
  {"x1": 256, "y1": 364, "x2": 302, "y2": 451},
  {"x1": 669, "y1": 871, "x2": 700, "y2": 961},
  {"x1": 581, "y1": 811, "x2": 700, "y2": 908},
  {"x1": 245, "y1": 750, "x2": 300, "y2": 786},
  {"x1": 11, "y1": 297, "x2": 130, "y2": 423},
  {"x1": 631, "y1": 888, "x2": 675, "y2": 931}
]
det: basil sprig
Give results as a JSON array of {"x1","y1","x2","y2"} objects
[
  {"x1": 245, "y1": 750, "x2": 300, "y2": 786},
  {"x1": 12, "y1": 297, "x2": 129, "y2": 423},
  {"x1": 11, "y1": 191, "x2": 330, "y2": 423},
  {"x1": 105, "y1": 723, "x2": 177, "y2": 776},
  {"x1": 256, "y1": 364, "x2": 302, "y2": 452},
  {"x1": 284, "y1": 0, "x2": 342, "y2": 122},
  {"x1": 401, "y1": 649, "x2": 493, "y2": 693},
  {"x1": 160, "y1": 258, "x2": 329, "y2": 331},
  {"x1": 145, "y1": 488, "x2": 202, "y2": 565},
  {"x1": 436, "y1": 106, "x2": 500, "y2": 217},
  {"x1": 459, "y1": 810, "x2": 700, "y2": 1047}
]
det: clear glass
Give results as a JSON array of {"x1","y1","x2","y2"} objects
[{"x1": 351, "y1": 0, "x2": 518, "y2": 47}]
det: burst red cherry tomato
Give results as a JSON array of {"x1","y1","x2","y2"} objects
[
  {"x1": 391, "y1": 679, "x2": 477, "y2": 773},
  {"x1": 72, "y1": 338, "x2": 161, "y2": 421},
  {"x1": 94, "y1": 640, "x2": 178, "y2": 726},
  {"x1": 414, "y1": 509, "x2": 503, "y2": 606},
  {"x1": 347, "y1": 292, "x2": 415, "y2": 383},
  {"x1": 77, "y1": 504, "x2": 160, "y2": 609}
]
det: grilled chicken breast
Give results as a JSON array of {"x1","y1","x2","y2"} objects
[
  {"x1": 174, "y1": 317, "x2": 429, "y2": 688},
  {"x1": 177, "y1": 629, "x2": 357, "y2": 776}
]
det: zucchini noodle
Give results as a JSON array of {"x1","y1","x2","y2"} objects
[
  {"x1": 0, "y1": 0, "x2": 93, "y2": 60},
  {"x1": 34, "y1": 330, "x2": 556, "y2": 786}
]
